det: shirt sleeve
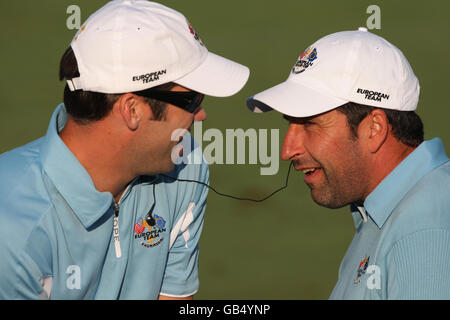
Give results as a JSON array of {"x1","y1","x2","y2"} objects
[
  {"x1": 386, "y1": 229, "x2": 450, "y2": 299},
  {"x1": 0, "y1": 224, "x2": 53, "y2": 300},
  {"x1": 159, "y1": 152, "x2": 209, "y2": 297},
  {"x1": 0, "y1": 250, "x2": 43, "y2": 299},
  {"x1": 15, "y1": 252, "x2": 50, "y2": 299}
]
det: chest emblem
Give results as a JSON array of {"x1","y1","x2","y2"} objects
[
  {"x1": 134, "y1": 214, "x2": 167, "y2": 248},
  {"x1": 354, "y1": 255, "x2": 370, "y2": 284}
]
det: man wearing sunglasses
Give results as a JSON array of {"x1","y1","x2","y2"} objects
[{"x1": 0, "y1": 0, "x2": 249, "y2": 299}]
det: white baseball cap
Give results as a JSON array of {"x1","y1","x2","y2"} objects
[
  {"x1": 247, "y1": 27, "x2": 420, "y2": 117},
  {"x1": 67, "y1": 0, "x2": 249, "y2": 97}
]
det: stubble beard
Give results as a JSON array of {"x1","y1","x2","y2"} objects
[
  {"x1": 309, "y1": 164, "x2": 366, "y2": 209},
  {"x1": 308, "y1": 145, "x2": 367, "y2": 209}
]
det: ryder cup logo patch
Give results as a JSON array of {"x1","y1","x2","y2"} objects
[
  {"x1": 187, "y1": 21, "x2": 204, "y2": 46},
  {"x1": 292, "y1": 46, "x2": 317, "y2": 74},
  {"x1": 354, "y1": 255, "x2": 370, "y2": 284}
]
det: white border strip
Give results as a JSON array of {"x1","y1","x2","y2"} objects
[{"x1": 159, "y1": 289, "x2": 199, "y2": 298}]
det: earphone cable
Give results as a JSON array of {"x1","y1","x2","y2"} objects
[{"x1": 159, "y1": 161, "x2": 293, "y2": 202}]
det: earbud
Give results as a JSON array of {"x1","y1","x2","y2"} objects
[{"x1": 146, "y1": 215, "x2": 156, "y2": 226}]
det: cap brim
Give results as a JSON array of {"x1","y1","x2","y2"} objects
[
  {"x1": 175, "y1": 51, "x2": 249, "y2": 97},
  {"x1": 247, "y1": 80, "x2": 348, "y2": 117}
]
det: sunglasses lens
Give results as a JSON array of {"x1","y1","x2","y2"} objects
[
  {"x1": 187, "y1": 93, "x2": 204, "y2": 113},
  {"x1": 197, "y1": 94, "x2": 204, "y2": 106},
  {"x1": 136, "y1": 89, "x2": 204, "y2": 114},
  {"x1": 195, "y1": 94, "x2": 204, "y2": 108}
]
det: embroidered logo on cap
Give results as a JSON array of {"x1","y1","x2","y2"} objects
[
  {"x1": 187, "y1": 21, "x2": 204, "y2": 46},
  {"x1": 292, "y1": 46, "x2": 317, "y2": 74},
  {"x1": 132, "y1": 69, "x2": 167, "y2": 84},
  {"x1": 356, "y1": 88, "x2": 390, "y2": 102}
]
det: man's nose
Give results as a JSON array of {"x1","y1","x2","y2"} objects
[
  {"x1": 281, "y1": 124, "x2": 305, "y2": 161},
  {"x1": 194, "y1": 107, "x2": 207, "y2": 121}
]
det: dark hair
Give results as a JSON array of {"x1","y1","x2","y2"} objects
[
  {"x1": 59, "y1": 46, "x2": 174, "y2": 124},
  {"x1": 336, "y1": 102, "x2": 424, "y2": 147}
]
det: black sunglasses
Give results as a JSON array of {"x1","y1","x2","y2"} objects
[{"x1": 134, "y1": 88, "x2": 204, "y2": 113}]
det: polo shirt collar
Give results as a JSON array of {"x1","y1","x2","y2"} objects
[
  {"x1": 40, "y1": 104, "x2": 114, "y2": 229},
  {"x1": 350, "y1": 204, "x2": 366, "y2": 230},
  {"x1": 353, "y1": 138, "x2": 448, "y2": 229}
]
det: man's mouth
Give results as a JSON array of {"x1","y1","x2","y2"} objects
[
  {"x1": 302, "y1": 167, "x2": 322, "y2": 183},
  {"x1": 302, "y1": 167, "x2": 318, "y2": 175},
  {"x1": 293, "y1": 163, "x2": 321, "y2": 174},
  {"x1": 293, "y1": 163, "x2": 323, "y2": 182}
]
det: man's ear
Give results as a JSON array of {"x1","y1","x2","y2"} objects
[
  {"x1": 115, "y1": 93, "x2": 148, "y2": 130},
  {"x1": 361, "y1": 109, "x2": 390, "y2": 153}
]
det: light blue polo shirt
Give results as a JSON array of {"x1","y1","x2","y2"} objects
[
  {"x1": 0, "y1": 104, "x2": 209, "y2": 299},
  {"x1": 330, "y1": 138, "x2": 450, "y2": 299}
]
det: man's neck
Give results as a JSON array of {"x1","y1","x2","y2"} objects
[
  {"x1": 59, "y1": 117, "x2": 135, "y2": 202},
  {"x1": 364, "y1": 138, "x2": 416, "y2": 201}
]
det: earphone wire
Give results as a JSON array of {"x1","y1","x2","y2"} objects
[
  {"x1": 159, "y1": 161, "x2": 293, "y2": 202},
  {"x1": 145, "y1": 183, "x2": 157, "y2": 225}
]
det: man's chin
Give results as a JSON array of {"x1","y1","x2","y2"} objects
[{"x1": 310, "y1": 189, "x2": 350, "y2": 209}]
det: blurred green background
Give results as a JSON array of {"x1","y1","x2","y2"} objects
[{"x1": 0, "y1": 0, "x2": 448, "y2": 299}]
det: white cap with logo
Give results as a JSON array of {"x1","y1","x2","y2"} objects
[
  {"x1": 67, "y1": 0, "x2": 249, "y2": 97},
  {"x1": 247, "y1": 27, "x2": 420, "y2": 117}
]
